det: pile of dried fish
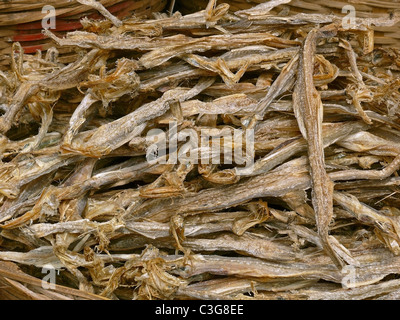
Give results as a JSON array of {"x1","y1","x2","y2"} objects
[
  {"x1": 0, "y1": 0, "x2": 167, "y2": 68},
  {"x1": 177, "y1": 0, "x2": 400, "y2": 48},
  {"x1": 0, "y1": 0, "x2": 400, "y2": 300}
]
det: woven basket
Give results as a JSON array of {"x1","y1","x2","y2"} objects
[
  {"x1": 176, "y1": 0, "x2": 400, "y2": 48},
  {"x1": 0, "y1": 0, "x2": 167, "y2": 68}
]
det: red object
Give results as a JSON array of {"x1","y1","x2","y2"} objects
[{"x1": 12, "y1": 33, "x2": 48, "y2": 42}]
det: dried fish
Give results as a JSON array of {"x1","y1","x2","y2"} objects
[
  {"x1": 0, "y1": 0, "x2": 399, "y2": 301},
  {"x1": 293, "y1": 25, "x2": 344, "y2": 268}
]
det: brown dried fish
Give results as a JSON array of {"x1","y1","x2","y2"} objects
[{"x1": 0, "y1": 0, "x2": 399, "y2": 301}]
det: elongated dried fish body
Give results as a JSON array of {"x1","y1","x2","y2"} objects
[
  {"x1": 0, "y1": 246, "x2": 63, "y2": 269},
  {"x1": 340, "y1": 39, "x2": 373, "y2": 125},
  {"x1": 243, "y1": 121, "x2": 369, "y2": 177},
  {"x1": 182, "y1": 47, "x2": 298, "y2": 85},
  {"x1": 329, "y1": 154, "x2": 400, "y2": 182},
  {"x1": 256, "y1": 51, "x2": 299, "y2": 115},
  {"x1": 125, "y1": 218, "x2": 237, "y2": 240},
  {"x1": 43, "y1": 30, "x2": 192, "y2": 51},
  {"x1": 0, "y1": 82, "x2": 40, "y2": 134},
  {"x1": 80, "y1": 58, "x2": 141, "y2": 106},
  {"x1": 172, "y1": 254, "x2": 341, "y2": 282},
  {"x1": 326, "y1": 154, "x2": 382, "y2": 170},
  {"x1": 293, "y1": 25, "x2": 344, "y2": 268},
  {"x1": 59, "y1": 158, "x2": 97, "y2": 222},
  {"x1": 62, "y1": 93, "x2": 98, "y2": 147},
  {"x1": 179, "y1": 94, "x2": 257, "y2": 117},
  {"x1": 76, "y1": 0, "x2": 122, "y2": 27},
  {"x1": 140, "y1": 33, "x2": 299, "y2": 68},
  {"x1": 0, "y1": 152, "x2": 82, "y2": 198},
  {"x1": 134, "y1": 157, "x2": 311, "y2": 222},
  {"x1": 333, "y1": 192, "x2": 400, "y2": 254},
  {"x1": 337, "y1": 131, "x2": 400, "y2": 157},
  {"x1": 182, "y1": 233, "x2": 298, "y2": 262},
  {"x1": 62, "y1": 90, "x2": 180, "y2": 157},
  {"x1": 176, "y1": 277, "x2": 316, "y2": 300},
  {"x1": 139, "y1": 64, "x2": 213, "y2": 92},
  {"x1": 44, "y1": 30, "x2": 299, "y2": 62},
  {"x1": 63, "y1": 78, "x2": 215, "y2": 157},
  {"x1": 0, "y1": 173, "x2": 54, "y2": 224},
  {"x1": 24, "y1": 101, "x2": 55, "y2": 153},
  {"x1": 25, "y1": 218, "x2": 125, "y2": 239},
  {"x1": 175, "y1": 251, "x2": 400, "y2": 289},
  {"x1": 295, "y1": 279, "x2": 400, "y2": 300},
  {"x1": 235, "y1": 0, "x2": 292, "y2": 18}
]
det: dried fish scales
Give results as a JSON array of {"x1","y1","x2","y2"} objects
[{"x1": 0, "y1": 0, "x2": 399, "y2": 301}]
